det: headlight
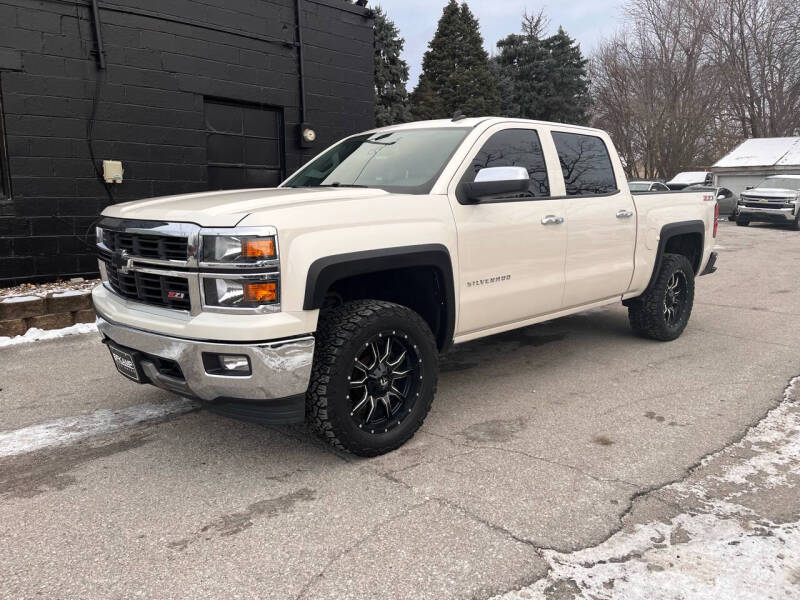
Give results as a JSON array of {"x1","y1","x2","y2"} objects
[
  {"x1": 202, "y1": 277, "x2": 279, "y2": 310},
  {"x1": 201, "y1": 235, "x2": 276, "y2": 264}
]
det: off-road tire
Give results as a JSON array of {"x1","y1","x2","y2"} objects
[
  {"x1": 791, "y1": 213, "x2": 800, "y2": 231},
  {"x1": 306, "y1": 300, "x2": 438, "y2": 456},
  {"x1": 736, "y1": 216, "x2": 750, "y2": 226},
  {"x1": 628, "y1": 253, "x2": 695, "y2": 341}
]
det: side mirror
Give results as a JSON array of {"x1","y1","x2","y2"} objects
[{"x1": 462, "y1": 166, "x2": 529, "y2": 202}]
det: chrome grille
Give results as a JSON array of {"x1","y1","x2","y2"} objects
[
  {"x1": 102, "y1": 229, "x2": 188, "y2": 261},
  {"x1": 105, "y1": 262, "x2": 191, "y2": 311},
  {"x1": 743, "y1": 201, "x2": 792, "y2": 209}
]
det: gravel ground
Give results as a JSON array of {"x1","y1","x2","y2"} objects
[{"x1": 0, "y1": 278, "x2": 100, "y2": 299}]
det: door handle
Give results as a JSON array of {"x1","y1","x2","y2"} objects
[
  {"x1": 541, "y1": 215, "x2": 564, "y2": 225},
  {"x1": 616, "y1": 209, "x2": 634, "y2": 218}
]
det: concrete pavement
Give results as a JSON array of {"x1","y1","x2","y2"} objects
[{"x1": 1, "y1": 221, "x2": 798, "y2": 599}]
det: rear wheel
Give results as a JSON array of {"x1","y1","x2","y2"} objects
[
  {"x1": 306, "y1": 300, "x2": 438, "y2": 456},
  {"x1": 628, "y1": 253, "x2": 695, "y2": 341}
]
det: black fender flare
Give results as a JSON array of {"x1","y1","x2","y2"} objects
[
  {"x1": 645, "y1": 220, "x2": 705, "y2": 292},
  {"x1": 303, "y1": 244, "x2": 456, "y2": 350}
]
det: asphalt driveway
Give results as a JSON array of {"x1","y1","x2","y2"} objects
[{"x1": 1, "y1": 221, "x2": 799, "y2": 599}]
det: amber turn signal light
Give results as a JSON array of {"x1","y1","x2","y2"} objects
[
  {"x1": 242, "y1": 237, "x2": 276, "y2": 259},
  {"x1": 243, "y1": 282, "x2": 277, "y2": 303}
]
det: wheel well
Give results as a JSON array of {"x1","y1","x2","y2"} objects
[
  {"x1": 664, "y1": 233, "x2": 702, "y2": 274},
  {"x1": 322, "y1": 266, "x2": 450, "y2": 351}
]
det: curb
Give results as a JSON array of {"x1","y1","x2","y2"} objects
[{"x1": 0, "y1": 292, "x2": 95, "y2": 337}]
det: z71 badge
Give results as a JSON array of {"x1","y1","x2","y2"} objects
[{"x1": 466, "y1": 274, "x2": 511, "y2": 288}]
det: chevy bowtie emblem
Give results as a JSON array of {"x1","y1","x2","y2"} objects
[{"x1": 113, "y1": 249, "x2": 135, "y2": 274}]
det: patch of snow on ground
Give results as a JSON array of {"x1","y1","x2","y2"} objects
[
  {"x1": 0, "y1": 399, "x2": 199, "y2": 457},
  {"x1": 0, "y1": 321, "x2": 98, "y2": 348},
  {"x1": 0, "y1": 295, "x2": 40, "y2": 304},
  {"x1": 495, "y1": 377, "x2": 800, "y2": 600}
]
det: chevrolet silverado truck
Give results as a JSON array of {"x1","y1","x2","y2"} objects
[
  {"x1": 93, "y1": 117, "x2": 719, "y2": 456},
  {"x1": 735, "y1": 175, "x2": 800, "y2": 230}
]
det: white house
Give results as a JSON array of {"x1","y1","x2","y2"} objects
[{"x1": 712, "y1": 137, "x2": 800, "y2": 197}]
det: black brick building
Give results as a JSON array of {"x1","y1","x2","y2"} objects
[{"x1": 0, "y1": 0, "x2": 374, "y2": 285}]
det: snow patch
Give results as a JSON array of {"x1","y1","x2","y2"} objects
[
  {"x1": 0, "y1": 321, "x2": 98, "y2": 348},
  {"x1": 0, "y1": 399, "x2": 199, "y2": 457},
  {"x1": 0, "y1": 295, "x2": 39, "y2": 304},
  {"x1": 495, "y1": 376, "x2": 800, "y2": 600},
  {"x1": 51, "y1": 290, "x2": 88, "y2": 298}
]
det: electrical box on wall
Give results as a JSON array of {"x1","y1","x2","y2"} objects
[{"x1": 102, "y1": 160, "x2": 123, "y2": 184}]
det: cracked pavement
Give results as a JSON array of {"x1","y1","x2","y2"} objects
[{"x1": 1, "y1": 221, "x2": 799, "y2": 599}]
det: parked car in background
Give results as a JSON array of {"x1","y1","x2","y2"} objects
[
  {"x1": 666, "y1": 171, "x2": 713, "y2": 190},
  {"x1": 628, "y1": 180, "x2": 671, "y2": 192},
  {"x1": 736, "y1": 175, "x2": 800, "y2": 230},
  {"x1": 684, "y1": 184, "x2": 737, "y2": 219}
]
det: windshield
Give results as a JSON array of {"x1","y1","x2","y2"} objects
[
  {"x1": 283, "y1": 128, "x2": 470, "y2": 194},
  {"x1": 756, "y1": 177, "x2": 800, "y2": 191},
  {"x1": 628, "y1": 182, "x2": 650, "y2": 191}
]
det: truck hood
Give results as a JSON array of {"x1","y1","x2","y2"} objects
[
  {"x1": 741, "y1": 188, "x2": 800, "y2": 199},
  {"x1": 101, "y1": 187, "x2": 391, "y2": 227}
]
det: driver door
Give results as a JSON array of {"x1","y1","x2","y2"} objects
[{"x1": 447, "y1": 124, "x2": 567, "y2": 337}]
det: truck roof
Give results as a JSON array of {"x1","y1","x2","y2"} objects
[{"x1": 371, "y1": 117, "x2": 604, "y2": 136}]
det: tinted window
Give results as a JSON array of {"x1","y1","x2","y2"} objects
[
  {"x1": 464, "y1": 129, "x2": 549, "y2": 197},
  {"x1": 552, "y1": 132, "x2": 617, "y2": 196}
]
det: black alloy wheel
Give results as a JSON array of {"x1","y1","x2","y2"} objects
[
  {"x1": 663, "y1": 271, "x2": 688, "y2": 327},
  {"x1": 347, "y1": 331, "x2": 421, "y2": 434},
  {"x1": 306, "y1": 300, "x2": 438, "y2": 456},
  {"x1": 627, "y1": 253, "x2": 695, "y2": 341}
]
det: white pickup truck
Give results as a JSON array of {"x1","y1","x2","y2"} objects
[{"x1": 93, "y1": 117, "x2": 719, "y2": 456}]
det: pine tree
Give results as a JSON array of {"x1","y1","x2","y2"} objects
[
  {"x1": 410, "y1": 1, "x2": 500, "y2": 120},
  {"x1": 542, "y1": 27, "x2": 590, "y2": 124},
  {"x1": 495, "y1": 13, "x2": 591, "y2": 125},
  {"x1": 372, "y1": 6, "x2": 411, "y2": 126}
]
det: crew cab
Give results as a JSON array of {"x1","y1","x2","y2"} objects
[
  {"x1": 735, "y1": 175, "x2": 800, "y2": 230},
  {"x1": 92, "y1": 117, "x2": 719, "y2": 456}
]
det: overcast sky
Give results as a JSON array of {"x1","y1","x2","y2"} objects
[{"x1": 376, "y1": 1, "x2": 626, "y2": 89}]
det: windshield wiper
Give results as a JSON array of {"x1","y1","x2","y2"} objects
[{"x1": 316, "y1": 183, "x2": 369, "y2": 188}]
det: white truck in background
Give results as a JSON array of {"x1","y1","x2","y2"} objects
[{"x1": 92, "y1": 117, "x2": 719, "y2": 456}]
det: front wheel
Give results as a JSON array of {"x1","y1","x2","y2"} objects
[
  {"x1": 736, "y1": 216, "x2": 750, "y2": 226},
  {"x1": 306, "y1": 300, "x2": 438, "y2": 456},
  {"x1": 628, "y1": 253, "x2": 695, "y2": 341}
]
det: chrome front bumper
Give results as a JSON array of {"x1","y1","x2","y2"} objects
[
  {"x1": 738, "y1": 205, "x2": 797, "y2": 222},
  {"x1": 96, "y1": 315, "x2": 315, "y2": 403}
]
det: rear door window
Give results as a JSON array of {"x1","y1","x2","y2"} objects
[
  {"x1": 463, "y1": 129, "x2": 550, "y2": 198},
  {"x1": 551, "y1": 132, "x2": 617, "y2": 196}
]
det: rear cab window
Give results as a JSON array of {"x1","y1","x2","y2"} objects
[
  {"x1": 551, "y1": 131, "x2": 617, "y2": 196},
  {"x1": 459, "y1": 128, "x2": 550, "y2": 201}
]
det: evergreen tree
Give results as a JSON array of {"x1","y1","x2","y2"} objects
[
  {"x1": 372, "y1": 6, "x2": 411, "y2": 126},
  {"x1": 542, "y1": 27, "x2": 590, "y2": 124},
  {"x1": 495, "y1": 13, "x2": 590, "y2": 124},
  {"x1": 410, "y1": 1, "x2": 500, "y2": 120}
]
